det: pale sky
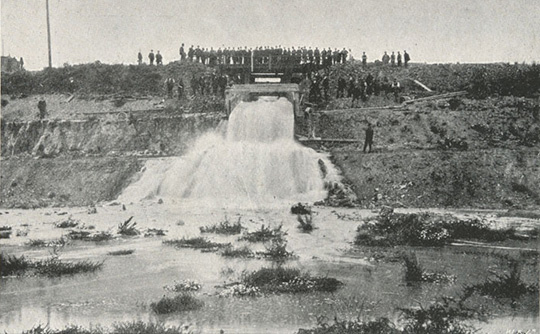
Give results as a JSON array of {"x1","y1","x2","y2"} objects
[{"x1": 1, "y1": 0, "x2": 539, "y2": 70}]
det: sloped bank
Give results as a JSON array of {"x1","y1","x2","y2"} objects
[
  {"x1": 1, "y1": 113, "x2": 224, "y2": 157},
  {"x1": 0, "y1": 156, "x2": 142, "y2": 208},
  {"x1": 332, "y1": 148, "x2": 540, "y2": 209}
]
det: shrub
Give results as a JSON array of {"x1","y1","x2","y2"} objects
[
  {"x1": 150, "y1": 293, "x2": 204, "y2": 314},
  {"x1": 200, "y1": 217, "x2": 243, "y2": 235},
  {"x1": 297, "y1": 213, "x2": 315, "y2": 232}
]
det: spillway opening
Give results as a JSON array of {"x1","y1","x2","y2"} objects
[{"x1": 120, "y1": 97, "x2": 339, "y2": 207}]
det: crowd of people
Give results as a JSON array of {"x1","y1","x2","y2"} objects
[
  {"x1": 138, "y1": 45, "x2": 411, "y2": 69},
  {"x1": 305, "y1": 71, "x2": 402, "y2": 107}
]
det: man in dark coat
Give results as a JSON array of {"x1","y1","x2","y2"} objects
[
  {"x1": 179, "y1": 44, "x2": 186, "y2": 61},
  {"x1": 148, "y1": 50, "x2": 155, "y2": 65},
  {"x1": 404, "y1": 51, "x2": 410, "y2": 67},
  {"x1": 363, "y1": 123, "x2": 374, "y2": 153}
]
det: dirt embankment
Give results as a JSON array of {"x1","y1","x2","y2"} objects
[
  {"x1": 0, "y1": 156, "x2": 142, "y2": 208},
  {"x1": 1, "y1": 113, "x2": 223, "y2": 157},
  {"x1": 332, "y1": 148, "x2": 540, "y2": 209}
]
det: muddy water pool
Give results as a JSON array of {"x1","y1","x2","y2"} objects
[{"x1": 1, "y1": 203, "x2": 538, "y2": 333}]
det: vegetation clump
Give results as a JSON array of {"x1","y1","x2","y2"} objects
[
  {"x1": 355, "y1": 208, "x2": 521, "y2": 247},
  {"x1": 117, "y1": 216, "x2": 139, "y2": 236},
  {"x1": 0, "y1": 253, "x2": 103, "y2": 277},
  {"x1": 258, "y1": 239, "x2": 295, "y2": 261},
  {"x1": 68, "y1": 230, "x2": 114, "y2": 242},
  {"x1": 0, "y1": 226, "x2": 13, "y2": 238},
  {"x1": 241, "y1": 267, "x2": 343, "y2": 294},
  {"x1": 221, "y1": 245, "x2": 254, "y2": 258},
  {"x1": 164, "y1": 279, "x2": 201, "y2": 292},
  {"x1": 297, "y1": 213, "x2": 315, "y2": 232},
  {"x1": 22, "y1": 321, "x2": 195, "y2": 334},
  {"x1": 107, "y1": 249, "x2": 135, "y2": 256},
  {"x1": 150, "y1": 293, "x2": 204, "y2": 314},
  {"x1": 402, "y1": 253, "x2": 456, "y2": 284},
  {"x1": 463, "y1": 260, "x2": 538, "y2": 303},
  {"x1": 200, "y1": 217, "x2": 244, "y2": 235},
  {"x1": 55, "y1": 217, "x2": 79, "y2": 228},
  {"x1": 163, "y1": 237, "x2": 229, "y2": 251},
  {"x1": 239, "y1": 224, "x2": 286, "y2": 243},
  {"x1": 0, "y1": 253, "x2": 31, "y2": 276}
]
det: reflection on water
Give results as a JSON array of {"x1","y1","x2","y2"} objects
[{"x1": 1, "y1": 205, "x2": 538, "y2": 333}]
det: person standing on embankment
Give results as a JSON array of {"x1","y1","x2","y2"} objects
[{"x1": 362, "y1": 123, "x2": 374, "y2": 153}]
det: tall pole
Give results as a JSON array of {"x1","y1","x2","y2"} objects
[{"x1": 46, "y1": 0, "x2": 52, "y2": 68}]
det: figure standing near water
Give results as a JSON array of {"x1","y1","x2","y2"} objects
[{"x1": 363, "y1": 123, "x2": 374, "y2": 153}]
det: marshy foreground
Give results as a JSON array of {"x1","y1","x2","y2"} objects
[{"x1": 0, "y1": 202, "x2": 538, "y2": 333}]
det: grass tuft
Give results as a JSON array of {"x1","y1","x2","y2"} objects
[
  {"x1": 33, "y1": 257, "x2": 104, "y2": 277},
  {"x1": 200, "y1": 217, "x2": 244, "y2": 235},
  {"x1": 163, "y1": 237, "x2": 229, "y2": 251},
  {"x1": 55, "y1": 217, "x2": 79, "y2": 228},
  {"x1": 150, "y1": 293, "x2": 204, "y2": 314},
  {"x1": 241, "y1": 267, "x2": 343, "y2": 294},
  {"x1": 117, "y1": 216, "x2": 139, "y2": 236},
  {"x1": 221, "y1": 245, "x2": 254, "y2": 258},
  {"x1": 239, "y1": 224, "x2": 286, "y2": 243},
  {"x1": 0, "y1": 253, "x2": 31, "y2": 277},
  {"x1": 107, "y1": 249, "x2": 135, "y2": 256}
]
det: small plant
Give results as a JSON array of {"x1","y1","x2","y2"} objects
[
  {"x1": 239, "y1": 224, "x2": 286, "y2": 243},
  {"x1": 219, "y1": 283, "x2": 261, "y2": 297},
  {"x1": 33, "y1": 257, "x2": 104, "y2": 277},
  {"x1": 163, "y1": 237, "x2": 229, "y2": 251},
  {"x1": 107, "y1": 249, "x2": 135, "y2": 256},
  {"x1": 297, "y1": 213, "x2": 315, "y2": 232},
  {"x1": 221, "y1": 245, "x2": 254, "y2": 258},
  {"x1": 399, "y1": 297, "x2": 482, "y2": 334},
  {"x1": 241, "y1": 267, "x2": 343, "y2": 294},
  {"x1": 144, "y1": 228, "x2": 167, "y2": 237},
  {"x1": 26, "y1": 239, "x2": 48, "y2": 247},
  {"x1": 118, "y1": 216, "x2": 139, "y2": 236},
  {"x1": 0, "y1": 253, "x2": 31, "y2": 276},
  {"x1": 55, "y1": 217, "x2": 79, "y2": 228},
  {"x1": 0, "y1": 226, "x2": 12, "y2": 239},
  {"x1": 463, "y1": 260, "x2": 538, "y2": 303},
  {"x1": 200, "y1": 217, "x2": 244, "y2": 235},
  {"x1": 259, "y1": 238, "x2": 295, "y2": 261},
  {"x1": 68, "y1": 230, "x2": 114, "y2": 242},
  {"x1": 164, "y1": 279, "x2": 202, "y2": 292},
  {"x1": 150, "y1": 293, "x2": 204, "y2": 314}
]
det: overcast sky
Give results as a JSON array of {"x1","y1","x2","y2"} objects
[{"x1": 1, "y1": 0, "x2": 539, "y2": 70}]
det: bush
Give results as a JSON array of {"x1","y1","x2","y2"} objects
[
  {"x1": 55, "y1": 217, "x2": 79, "y2": 228},
  {"x1": 259, "y1": 239, "x2": 295, "y2": 261},
  {"x1": 150, "y1": 293, "x2": 204, "y2": 314}
]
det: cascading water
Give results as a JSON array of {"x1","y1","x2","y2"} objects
[{"x1": 120, "y1": 97, "x2": 338, "y2": 207}]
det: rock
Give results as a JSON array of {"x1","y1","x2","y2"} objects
[
  {"x1": 176, "y1": 220, "x2": 185, "y2": 226},
  {"x1": 87, "y1": 206, "x2": 97, "y2": 214},
  {"x1": 157, "y1": 198, "x2": 163, "y2": 204},
  {"x1": 10, "y1": 180, "x2": 17, "y2": 187},
  {"x1": 47, "y1": 191, "x2": 56, "y2": 198},
  {"x1": 122, "y1": 204, "x2": 126, "y2": 211}
]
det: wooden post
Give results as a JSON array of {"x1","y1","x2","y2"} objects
[{"x1": 46, "y1": 0, "x2": 52, "y2": 68}]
